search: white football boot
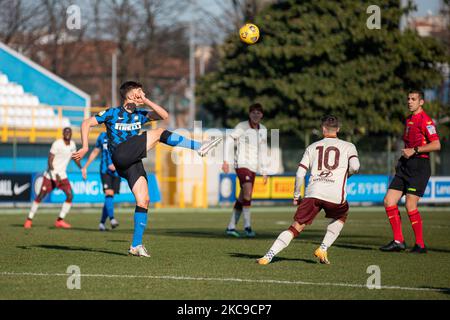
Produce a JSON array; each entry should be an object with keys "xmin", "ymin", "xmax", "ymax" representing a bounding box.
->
[
  {"xmin": 128, "ymin": 245, "xmax": 151, "ymax": 257},
  {"xmin": 197, "ymin": 137, "xmax": 223, "ymax": 157},
  {"xmin": 110, "ymin": 218, "xmax": 119, "ymax": 229}
]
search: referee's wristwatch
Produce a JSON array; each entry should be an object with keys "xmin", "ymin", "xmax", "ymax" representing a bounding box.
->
[{"xmin": 414, "ymin": 146, "xmax": 420, "ymax": 155}]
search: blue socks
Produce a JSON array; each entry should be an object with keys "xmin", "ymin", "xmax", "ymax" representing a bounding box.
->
[
  {"xmin": 100, "ymin": 195, "xmax": 114, "ymax": 224},
  {"xmin": 105, "ymin": 195, "xmax": 114, "ymax": 219},
  {"xmin": 100, "ymin": 205, "xmax": 108, "ymax": 224},
  {"xmin": 131, "ymin": 206, "xmax": 148, "ymax": 247},
  {"xmin": 160, "ymin": 130, "xmax": 201, "ymax": 150}
]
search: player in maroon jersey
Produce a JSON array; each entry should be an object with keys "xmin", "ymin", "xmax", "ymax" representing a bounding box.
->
[{"xmin": 380, "ymin": 90, "xmax": 441, "ymax": 253}]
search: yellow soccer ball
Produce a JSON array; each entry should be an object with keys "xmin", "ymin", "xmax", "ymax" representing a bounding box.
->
[{"xmin": 239, "ymin": 23, "xmax": 260, "ymax": 45}]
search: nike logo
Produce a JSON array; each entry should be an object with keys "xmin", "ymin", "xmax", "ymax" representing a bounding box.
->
[
  {"xmin": 118, "ymin": 117, "xmax": 124, "ymax": 120},
  {"xmin": 14, "ymin": 183, "xmax": 30, "ymax": 195}
]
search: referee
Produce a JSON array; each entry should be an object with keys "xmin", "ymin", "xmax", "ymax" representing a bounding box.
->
[{"xmin": 380, "ymin": 90, "xmax": 441, "ymax": 253}]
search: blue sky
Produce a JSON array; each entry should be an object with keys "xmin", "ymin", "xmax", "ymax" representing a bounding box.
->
[
  {"xmin": 413, "ymin": 0, "xmax": 442, "ymax": 16},
  {"xmin": 192, "ymin": 0, "xmax": 444, "ymax": 18}
]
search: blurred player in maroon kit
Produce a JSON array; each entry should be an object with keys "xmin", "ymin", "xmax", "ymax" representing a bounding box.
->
[
  {"xmin": 24, "ymin": 128, "xmax": 81, "ymax": 229},
  {"xmin": 380, "ymin": 90, "xmax": 441, "ymax": 253}
]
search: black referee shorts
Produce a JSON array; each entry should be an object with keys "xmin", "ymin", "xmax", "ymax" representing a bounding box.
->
[
  {"xmin": 111, "ymin": 133, "xmax": 148, "ymax": 190},
  {"xmin": 388, "ymin": 157, "xmax": 431, "ymax": 197},
  {"xmin": 101, "ymin": 173, "xmax": 121, "ymax": 194}
]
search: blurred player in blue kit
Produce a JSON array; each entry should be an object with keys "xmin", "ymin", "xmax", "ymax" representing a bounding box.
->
[{"xmin": 82, "ymin": 132, "xmax": 120, "ymax": 231}]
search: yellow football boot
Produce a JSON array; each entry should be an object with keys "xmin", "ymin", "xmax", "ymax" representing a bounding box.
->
[
  {"xmin": 314, "ymin": 248, "xmax": 330, "ymax": 264},
  {"xmin": 256, "ymin": 257, "xmax": 271, "ymax": 265}
]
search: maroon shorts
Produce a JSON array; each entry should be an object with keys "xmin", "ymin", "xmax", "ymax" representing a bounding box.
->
[
  {"xmin": 40, "ymin": 176, "xmax": 72, "ymax": 195},
  {"xmin": 294, "ymin": 198, "xmax": 349, "ymax": 225},
  {"xmin": 235, "ymin": 168, "xmax": 256, "ymax": 187}
]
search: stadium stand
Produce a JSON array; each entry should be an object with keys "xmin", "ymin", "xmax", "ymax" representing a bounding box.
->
[
  {"xmin": 0, "ymin": 41, "xmax": 90, "ymax": 128},
  {"xmin": 0, "ymin": 72, "xmax": 71, "ymax": 129}
]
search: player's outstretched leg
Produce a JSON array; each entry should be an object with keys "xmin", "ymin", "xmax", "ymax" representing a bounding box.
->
[
  {"xmin": 158, "ymin": 130, "xmax": 222, "ymax": 157},
  {"xmin": 257, "ymin": 225, "xmax": 302, "ymax": 265},
  {"xmin": 314, "ymin": 219, "xmax": 345, "ymax": 265}
]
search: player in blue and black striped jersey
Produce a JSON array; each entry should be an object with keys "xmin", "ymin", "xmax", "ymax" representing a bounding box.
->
[
  {"xmin": 73, "ymin": 81, "xmax": 221, "ymax": 257},
  {"xmin": 81, "ymin": 132, "xmax": 121, "ymax": 231}
]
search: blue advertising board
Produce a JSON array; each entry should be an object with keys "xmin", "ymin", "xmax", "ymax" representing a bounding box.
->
[
  {"xmin": 346, "ymin": 175, "xmax": 390, "ymax": 203},
  {"xmin": 218, "ymin": 174, "xmax": 450, "ymax": 204},
  {"xmin": 31, "ymin": 172, "xmax": 161, "ymax": 204}
]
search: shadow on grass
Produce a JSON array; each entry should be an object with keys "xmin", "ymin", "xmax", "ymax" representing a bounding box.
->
[
  {"xmin": 425, "ymin": 248, "xmax": 450, "ymax": 254},
  {"xmin": 331, "ymin": 243, "xmax": 375, "ymax": 251},
  {"xmin": 17, "ymin": 244, "xmax": 127, "ymax": 256},
  {"xmin": 431, "ymin": 287, "xmax": 450, "ymax": 295},
  {"xmin": 155, "ymin": 228, "xmax": 380, "ymax": 241},
  {"xmin": 228, "ymin": 252, "xmax": 317, "ymax": 264},
  {"xmin": 58, "ymin": 227, "xmax": 134, "ymax": 233}
]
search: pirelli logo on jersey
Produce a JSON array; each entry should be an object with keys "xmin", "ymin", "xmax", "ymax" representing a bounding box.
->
[{"xmin": 114, "ymin": 122, "xmax": 142, "ymax": 131}]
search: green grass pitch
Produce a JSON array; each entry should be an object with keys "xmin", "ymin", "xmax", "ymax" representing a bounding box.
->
[{"xmin": 0, "ymin": 206, "xmax": 449, "ymax": 300}]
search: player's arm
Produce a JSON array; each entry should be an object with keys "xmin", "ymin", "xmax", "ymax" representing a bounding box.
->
[
  {"xmin": 414, "ymin": 140, "xmax": 441, "ymax": 153},
  {"xmin": 258, "ymin": 127, "xmax": 269, "ymax": 184},
  {"xmin": 222, "ymin": 124, "xmax": 245, "ymax": 173},
  {"xmin": 72, "ymin": 116, "xmax": 99, "ymax": 161},
  {"xmin": 348, "ymin": 156, "xmax": 360, "ymax": 177},
  {"xmin": 347, "ymin": 144, "xmax": 360, "ymax": 177},
  {"xmin": 293, "ymin": 149, "xmax": 310, "ymax": 205},
  {"xmin": 81, "ymin": 147, "xmax": 100, "ymax": 180},
  {"xmin": 48, "ymin": 152, "xmax": 55, "ymax": 171},
  {"xmin": 104, "ymin": 148, "xmax": 116, "ymax": 172},
  {"xmin": 74, "ymin": 158, "xmax": 82, "ymax": 169},
  {"xmin": 133, "ymin": 89, "xmax": 169, "ymax": 121},
  {"xmin": 294, "ymin": 164, "xmax": 308, "ymax": 205},
  {"xmin": 402, "ymin": 140, "xmax": 441, "ymax": 159}
]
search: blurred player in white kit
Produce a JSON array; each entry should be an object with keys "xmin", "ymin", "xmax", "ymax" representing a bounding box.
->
[{"xmin": 24, "ymin": 127, "xmax": 81, "ymax": 229}]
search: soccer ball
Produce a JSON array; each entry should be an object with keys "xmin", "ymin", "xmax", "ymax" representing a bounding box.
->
[{"xmin": 239, "ymin": 23, "xmax": 260, "ymax": 45}]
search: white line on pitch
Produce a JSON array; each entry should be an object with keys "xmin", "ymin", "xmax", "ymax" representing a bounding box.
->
[{"xmin": 0, "ymin": 271, "xmax": 448, "ymax": 293}]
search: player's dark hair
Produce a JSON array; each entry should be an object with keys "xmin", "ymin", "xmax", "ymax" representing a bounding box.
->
[
  {"xmin": 408, "ymin": 89, "xmax": 425, "ymax": 100},
  {"xmin": 249, "ymin": 103, "xmax": 263, "ymax": 113},
  {"xmin": 321, "ymin": 115, "xmax": 339, "ymax": 129},
  {"xmin": 120, "ymin": 81, "xmax": 143, "ymax": 100},
  {"xmin": 63, "ymin": 127, "xmax": 72, "ymax": 132}
]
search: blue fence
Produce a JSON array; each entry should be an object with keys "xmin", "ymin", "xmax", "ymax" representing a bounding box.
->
[
  {"xmin": 218, "ymin": 174, "xmax": 450, "ymax": 204},
  {"xmin": 0, "ymin": 172, "xmax": 161, "ymax": 204},
  {"xmin": 0, "ymin": 157, "xmax": 99, "ymax": 174}
]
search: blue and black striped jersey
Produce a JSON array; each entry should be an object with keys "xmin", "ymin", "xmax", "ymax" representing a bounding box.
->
[
  {"xmin": 95, "ymin": 132, "xmax": 119, "ymax": 177},
  {"xmin": 95, "ymin": 106, "xmax": 151, "ymax": 155}
]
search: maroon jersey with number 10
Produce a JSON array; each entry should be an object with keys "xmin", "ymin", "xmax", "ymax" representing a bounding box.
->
[{"xmin": 403, "ymin": 110, "xmax": 439, "ymax": 159}]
